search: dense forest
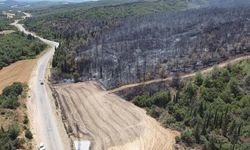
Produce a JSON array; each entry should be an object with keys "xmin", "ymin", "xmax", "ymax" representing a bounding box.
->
[
  {"xmin": 131, "ymin": 60, "xmax": 250, "ymax": 149},
  {"xmin": 0, "ymin": 83, "xmax": 33, "ymax": 149},
  {"xmin": 24, "ymin": 0, "xmax": 189, "ymax": 40},
  {"xmin": 0, "ymin": 32, "xmax": 46, "ymax": 69},
  {"xmin": 0, "ymin": 14, "xmax": 12, "ymax": 31}
]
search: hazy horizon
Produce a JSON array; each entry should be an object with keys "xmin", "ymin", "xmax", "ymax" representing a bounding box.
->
[{"xmin": 0, "ymin": 0, "xmax": 98, "ymax": 2}]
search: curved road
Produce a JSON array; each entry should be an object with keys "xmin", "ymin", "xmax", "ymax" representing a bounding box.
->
[{"xmin": 12, "ymin": 13, "xmax": 65, "ymax": 150}]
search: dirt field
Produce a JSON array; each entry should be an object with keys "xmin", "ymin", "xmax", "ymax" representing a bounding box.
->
[
  {"xmin": 0, "ymin": 59, "xmax": 37, "ymax": 93},
  {"xmin": 54, "ymin": 81, "xmax": 179, "ymax": 150}
]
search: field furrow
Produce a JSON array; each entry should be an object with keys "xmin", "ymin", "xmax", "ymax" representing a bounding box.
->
[{"xmin": 54, "ymin": 81, "xmax": 179, "ymax": 150}]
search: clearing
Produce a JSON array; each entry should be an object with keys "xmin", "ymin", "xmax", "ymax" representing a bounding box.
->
[
  {"xmin": 54, "ymin": 81, "xmax": 179, "ymax": 150},
  {"xmin": 0, "ymin": 59, "xmax": 37, "ymax": 93},
  {"xmin": 0, "ymin": 30, "xmax": 14, "ymax": 34}
]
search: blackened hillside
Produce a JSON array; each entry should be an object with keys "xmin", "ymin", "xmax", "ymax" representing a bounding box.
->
[
  {"xmin": 52, "ymin": 6, "xmax": 250, "ymax": 89},
  {"xmin": 24, "ymin": 0, "xmax": 250, "ymax": 89}
]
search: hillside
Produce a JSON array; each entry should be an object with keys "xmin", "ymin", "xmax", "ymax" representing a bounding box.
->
[
  {"xmin": 0, "ymin": 14, "xmax": 13, "ymax": 31},
  {"xmin": 126, "ymin": 59, "xmax": 250, "ymax": 149},
  {"xmin": 24, "ymin": 0, "xmax": 189, "ymax": 36},
  {"xmin": 22, "ymin": 0, "xmax": 202, "ymax": 85},
  {"xmin": 0, "ymin": 32, "xmax": 46, "ymax": 69},
  {"xmin": 0, "ymin": 12, "xmax": 53, "ymax": 149},
  {"xmin": 23, "ymin": 0, "xmax": 250, "ymax": 89},
  {"xmin": 18, "ymin": 0, "xmax": 250, "ymax": 149},
  {"xmin": 0, "ymin": 82, "xmax": 33, "ymax": 149}
]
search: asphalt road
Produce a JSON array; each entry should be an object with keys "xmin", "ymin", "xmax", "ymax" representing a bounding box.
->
[{"xmin": 12, "ymin": 13, "xmax": 65, "ymax": 150}]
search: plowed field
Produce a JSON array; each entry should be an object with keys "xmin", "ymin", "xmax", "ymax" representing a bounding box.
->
[{"xmin": 54, "ymin": 81, "xmax": 179, "ymax": 150}]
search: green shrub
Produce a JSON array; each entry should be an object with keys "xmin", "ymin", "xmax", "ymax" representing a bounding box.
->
[
  {"xmin": 8, "ymin": 123, "xmax": 19, "ymax": 140},
  {"xmin": 165, "ymin": 116, "xmax": 176, "ymax": 124},
  {"xmin": 133, "ymin": 94, "xmax": 151, "ymax": 107},
  {"xmin": 151, "ymin": 91, "xmax": 171, "ymax": 108},
  {"xmin": 2, "ymin": 82, "xmax": 23, "ymax": 97},
  {"xmin": 133, "ymin": 91, "xmax": 171, "ymax": 108},
  {"xmin": 181, "ymin": 129, "xmax": 194, "ymax": 146},
  {"xmin": 23, "ymin": 115, "xmax": 29, "ymax": 124},
  {"xmin": 0, "ymin": 82, "xmax": 24, "ymax": 109},
  {"xmin": 0, "ymin": 96, "xmax": 19, "ymax": 109},
  {"xmin": 25, "ymin": 129, "xmax": 33, "ymax": 139},
  {"xmin": 146, "ymin": 106, "xmax": 161, "ymax": 118},
  {"xmin": 194, "ymin": 72, "xmax": 204, "ymax": 86},
  {"xmin": 245, "ymin": 74, "xmax": 250, "ymax": 87},
  {"xmin": 175, "ymin": 136, "xmax": 181, "ymax": 143}
]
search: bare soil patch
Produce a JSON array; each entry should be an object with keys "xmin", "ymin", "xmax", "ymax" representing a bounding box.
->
[
  {"xmin": 0, "ymin": 59, "xmax": 37, "ymax": 93},
  {"xmin": 54, "ymin": 81, "xmax": 179, "ymax": 150},
  {"xmin": 0, "ymin": 30, "xmax": 14, "ymax": 34}
]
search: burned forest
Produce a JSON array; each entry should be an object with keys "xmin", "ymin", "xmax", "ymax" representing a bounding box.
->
[{"xmin": 46, "ymin": 5, "xmax": 250, "ymax": 89}]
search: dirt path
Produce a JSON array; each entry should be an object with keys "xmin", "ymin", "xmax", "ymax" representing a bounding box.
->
[
  {"xmin": 54, "ymin": 81, "xmax": 179, "ymax": 150},
  {"xmin": 0, "ymin": 30, "xmax": 15, "ymax": 34},
  {"xmin": 109, "ymin": 54, "xmax": 250, "ymax": 93}
]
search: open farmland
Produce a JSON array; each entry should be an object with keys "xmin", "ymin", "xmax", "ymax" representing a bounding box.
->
[{"xmin": 54, "ymin": 81, "xmax": 179, "ymax": 150}]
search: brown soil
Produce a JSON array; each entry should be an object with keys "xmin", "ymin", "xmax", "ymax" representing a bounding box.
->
[
  {"xmin": 54, "ymin": 81, "xmax": 179, "ymax": 150},
  {"xmin": 0, "ymin": 59, "xmax": 37, "ymax": 93}
]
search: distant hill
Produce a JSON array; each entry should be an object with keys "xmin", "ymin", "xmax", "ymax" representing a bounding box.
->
[
  {"xmin": 0, "ymin": 0, "xmax": 68, "ymax": 10},
  {"xmin": 0, "ymin": 0, "xmax": 27, "ymax": 7},
  {"xmin": 207, "ymin": 0, "xmax": 250, "ymax": 7}
]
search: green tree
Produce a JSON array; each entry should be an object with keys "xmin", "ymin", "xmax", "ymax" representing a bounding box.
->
[
  {"xmin": 194, "ymin": 72, "xmax": 204, "ymax": 86},
  {"xmin": 244, "ymin": 74, "xmax": 250, "ymax": 87},
  {"xmin": 227, "ymin": 78, "xmax": 242, "ymax": 98},
  {"xmin": 181, "ymin": 129, "xmax": 194, "ymax": 146},
  {"xmin": 194, "ymin": 123, "xmax": 201, "ymax": 143},
  {"xmin": 8, "ymin": 124, "xmax": 19, "ymax": 140},
  {"xmin": 228, "ymin": 120, "xmax": 236, "ymax": 136},
  {"xmin": 184, "ymin": 82, "xmax": 197, "ymax": 100},
  {"xmin": 2, "ymin": 82, "xmax": 23, "ymax": 97},
  {"xmin": 25, "ymin": 129, "xmax": 33, "ymax": 139},
  {"xmin": 151, "ymin": 91, "xmax": 171, "ymax": 108},
  {"xmin": 27, "ymin": 34, "xmax": 33, "ymax": 40},
  {"xmin": 222, "ymin": 108, "xmax": 230, "ymax": 137}
]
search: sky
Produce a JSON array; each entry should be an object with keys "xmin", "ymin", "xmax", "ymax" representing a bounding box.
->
[{"xmin": 0, "ymin": 0, "xmax": 97, "ymax": 2}]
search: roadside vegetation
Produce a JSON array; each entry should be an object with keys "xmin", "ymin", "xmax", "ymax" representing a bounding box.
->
[
  {"xmin": 0, "ymin": 11, "xmax": 46, "ymax": 149},
  {"xmin": 0, "ymin": 32, "xmax": 46, "ymax": 69},
  {"xmin": 132, "ymin": 60, "xmax": 250, "ymax": 149},
  {"xmin": 0, "ymin": 82, "xmax": 33, "ymax": 149}
]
